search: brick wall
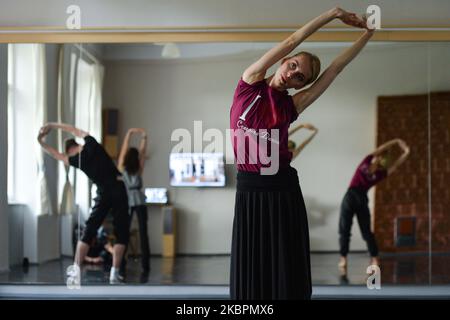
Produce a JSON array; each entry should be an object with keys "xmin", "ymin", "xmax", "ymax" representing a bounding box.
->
[
  {"xmin": 375, "ymin": 92, "xmax": 450, "ymax": 253},
  {"xmin": 430, "ymin": 92, "xmax": 450, "ymax": 251}
]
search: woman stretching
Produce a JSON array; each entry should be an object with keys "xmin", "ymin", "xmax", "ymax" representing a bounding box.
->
[
  {"xmin": 118, "ymin": 128, "xmax": 150, "ymax": 273},
  {"xmin": 230, "ymin": 7, "xmax": 374, "ymax": 299},
  {"xmin": 118, "ymin": 128, "xmax": 151, "ymax": 274},
  {"xmin": 338, "ymin": 139, "xmax": 410, "ymax": 271},
  {"xmin": 288, "ymin": 123, "xmax": 318, "ymax": 160}
]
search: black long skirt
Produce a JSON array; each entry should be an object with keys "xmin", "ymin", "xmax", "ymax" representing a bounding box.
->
[{"xmin": 230, "ymin": 166, "xmax": 312, "ymax": 300}]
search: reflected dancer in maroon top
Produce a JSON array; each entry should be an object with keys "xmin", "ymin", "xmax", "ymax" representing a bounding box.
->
[{"xmin": 338, "ymin": 139, "xmax": 410, "ymax": 273}]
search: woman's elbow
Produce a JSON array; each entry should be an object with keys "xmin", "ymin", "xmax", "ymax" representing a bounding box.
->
[{"xmin": 283, "ymin": 36, "xmax": 298, "ymax": 52}]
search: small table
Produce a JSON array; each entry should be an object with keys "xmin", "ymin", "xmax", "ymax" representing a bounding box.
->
[
  {"xmin": 161, "ymin": 205, "xmax": 176, "ymax": 257},
  {"xmin": 146, "ymin": 203, "xmax": 177, "ymax": 257}
]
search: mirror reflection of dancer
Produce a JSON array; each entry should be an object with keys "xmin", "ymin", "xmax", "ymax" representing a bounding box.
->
[
  {"xmin": 118, "ymin": 128, "xmax": 151, "ymax": 274},
  {"xmin": 338, "ymin": 139, "xmax": 410, "ymax": 272},
  {"xmin": 230, "ymin": 7, "xmax": 374, "ymax": 300},
  {"xmin": 288, "ymin": 123, "xmax": 318, "ymax": 160},
  {"xmin": 37, "ymin": 122, "xmax": 130, "ymax": 284}
]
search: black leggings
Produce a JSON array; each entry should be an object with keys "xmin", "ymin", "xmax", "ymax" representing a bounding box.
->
[
  {"xmin": 130, "ymin": 205, "xmax": 150, "ymax": 270},
  {"xmin": 339, "ymin": 188, "xmax": 379, "ymax": 257},
  {"xmin": 82, "ymin": 182, "xmax": 130, "ymax": 246}
]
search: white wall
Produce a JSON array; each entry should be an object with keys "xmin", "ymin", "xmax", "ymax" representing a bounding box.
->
[
  {"xmin": 103, "ymin": 42, "xmax": 450, "ymax": 253},
  {"xmin": 0, "ymin": 44, "xmax": 9, "ymax": 271},
  {"xmin": 0, "ymin": 0, "xmax": 449, "ymax": 27}
]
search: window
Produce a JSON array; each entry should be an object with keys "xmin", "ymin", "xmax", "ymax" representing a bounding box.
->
[{"xmin": 7, "ymin": 44, "xmax": 48, "ymax": 214}]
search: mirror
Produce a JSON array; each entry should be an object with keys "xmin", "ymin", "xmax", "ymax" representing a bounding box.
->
[{"xmin": 1, "ymin": 41, "xmax": 449, "ymax": 292}]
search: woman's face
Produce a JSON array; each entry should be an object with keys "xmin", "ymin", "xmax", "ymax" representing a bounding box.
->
[
  {"xmin": 275, "ymin": 55, "xmax": 312, "ymax": 90},
  {"xmin": 66, "ymin": 145, "xmax": 81, "ymax": 157}
]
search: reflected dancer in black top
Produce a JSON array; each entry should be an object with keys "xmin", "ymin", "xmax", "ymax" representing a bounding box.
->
[{"xmin": 38, "ymin": 122, "xmax": 129, "ymax": 284}]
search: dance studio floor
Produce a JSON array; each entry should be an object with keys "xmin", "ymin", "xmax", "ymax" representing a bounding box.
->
[
  {"xmin": 1, "ymin": 253, "xmax": 449, "ymax": 299},
  {"xmin": 2, "ymin": 252, "xmax": 450, "ymax": 285}
]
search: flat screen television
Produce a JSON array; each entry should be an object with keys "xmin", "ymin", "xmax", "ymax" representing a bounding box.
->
[
  {"xmin": 169, "ymin": 153, "xmax": 225, "ymax": 187},
  {"xmin": 144, "ymin": 188, "xmax": 169, "ymax": 204}
]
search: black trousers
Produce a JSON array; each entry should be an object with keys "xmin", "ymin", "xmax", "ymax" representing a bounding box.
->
[
  {"xmin": 82, "ymin": 182, "xmax": 130, "ymax": 246},
  {"xmin": 130, "ymin": 205, "xmax": 151, "ymax": 271},
  {"xmin": 231, "ymin": 166, "xmax": 312, "ymax": 300},
  {"xmin": 339, "ymin": 188, "xmax": 379, "ymax": 257}
]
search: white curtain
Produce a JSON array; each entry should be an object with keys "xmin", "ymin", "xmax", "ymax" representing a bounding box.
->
[
  {"xmin": 90, "ymin": 64, "xmax": 104, "ymax": 141},
  {"xmin": 34, "ymin": 45, "xmax": 52, "ymax": 216},
  {"xmin": 58, "ymin": 44, "xmax": 104, "ymax": 220},
  {"xmin": 8, "ymin": 44, "xmax": 51, "ymax": 216},
  {"xmin": 7, "ymin": 45, "xmax": 15, "ymax": 201},
  {"xmin": 57, "ymin": 45, "xmax": 77, "ymax": 216}
]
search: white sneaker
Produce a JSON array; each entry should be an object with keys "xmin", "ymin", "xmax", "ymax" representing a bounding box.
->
[
  {"xmin": 66, "ymin": 264, "xmax": 80, "ymax": 277},
  {"xmin": 109, "ymin": 269, "xmax": 124, "ymax": 284},
  {"xmin": 66, "ymin": 264, "xmax": 81, "ymax": 289}
]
